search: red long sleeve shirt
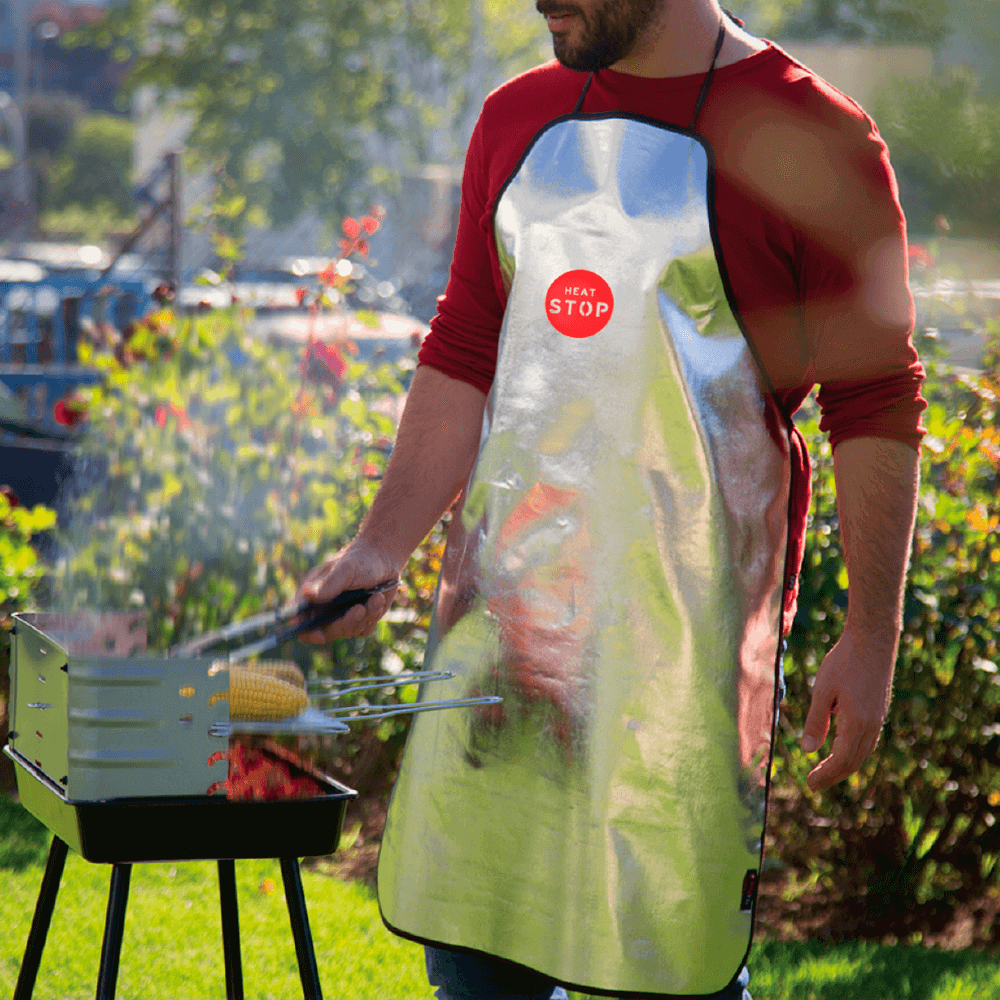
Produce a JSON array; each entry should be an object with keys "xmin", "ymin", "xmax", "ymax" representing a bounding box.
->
[{"xmin": 418, "ymin": 42, "xmax": 926, "ymax": 630}]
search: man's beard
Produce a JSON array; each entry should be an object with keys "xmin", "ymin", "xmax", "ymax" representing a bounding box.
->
[{"xmin": 536, "ymin": 0, "xmax": 663, "ymax": 72}]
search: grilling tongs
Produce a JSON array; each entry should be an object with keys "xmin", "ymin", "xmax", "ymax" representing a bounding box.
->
[
  {"xmin": 169, "ymin": 579, "xmax": 401, "ymax": 662},
  {"xmin": 168, "ymin": 580, "xmax": 501, "ymax": 736}
]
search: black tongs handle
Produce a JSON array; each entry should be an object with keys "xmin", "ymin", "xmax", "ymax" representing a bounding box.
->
[
  {"xmin": 169, "ymin": 579, "xmax": 399, "ymax": 660},
  {"xmin": 288, "ymin": 583, "xmax": 397, "ymax": 637}
]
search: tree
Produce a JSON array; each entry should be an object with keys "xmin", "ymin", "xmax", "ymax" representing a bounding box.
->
[{"xmin": 79, "ymin": 0, "xmax": 549, "ymax": 235}]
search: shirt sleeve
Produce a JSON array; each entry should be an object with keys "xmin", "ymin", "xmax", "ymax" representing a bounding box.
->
[
  {"xmin": 417, "ymin": 114, "xmax": 505, "ymax": 395},
  {"xmin": 795, "ymin": 110, "xmax": 926, "ymax": 449}
]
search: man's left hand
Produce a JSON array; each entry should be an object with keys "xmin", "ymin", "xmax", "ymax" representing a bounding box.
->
[{"xmin": 800, "ymin": 627, "xmax": 896, "ymax": 792}]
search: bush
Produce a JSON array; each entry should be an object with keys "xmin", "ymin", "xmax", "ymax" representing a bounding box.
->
[
  {"xmin": 767, "ymin": 306, "xmax": 1000, "ymax": 943},
  {"xmin": 0, "ymin": 493, "xmax": 57, "ymax": 794},
  {"xmin": 57, "ymin": 241, "xmax": 437, "ymax": 795}
]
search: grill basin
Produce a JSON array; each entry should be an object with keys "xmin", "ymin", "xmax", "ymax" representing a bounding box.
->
[
  {"xmin": 6, "ymin": 746, "xmax": 355, "ymax": 863},
  {"xmin": 7, "ymin": 611, "xmax": 356, "ymax": 862}
]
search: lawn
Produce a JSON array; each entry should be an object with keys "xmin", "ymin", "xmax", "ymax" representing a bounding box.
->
[{"xmin": 4, "ymin": 797, "xmax": 1000, "ymax": 1000}]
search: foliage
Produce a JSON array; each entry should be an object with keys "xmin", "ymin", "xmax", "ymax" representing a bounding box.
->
[
  {"xmin": 26, "ymin": 104, "xmax": 136, "ymax": 235},
  {"xmin": 775, "ymin": 0, "xmax": 949, "ymax": 44},
  {"xmin": 47, "ymin": 113, "xmax": 134, "ymax": 216},
  {"xmin": 730, "ymin": 0, "xmax": 950, "ymax": 45},
  {"xmin": 0, "ymin": 496, "xmax": 56, "ymax": 614},
  {"xmin": 57, "ymin": 219, "xmax": 439, "ymax": 783},
  {"xmin": 72, "ymin": 0, "xmax": 548, "ymax": 233},
  {"xmin": 871, "ymin": 70, "xmax": 1000, "ymax": 239},
  {"xmin": 37, "ymin": 202, "xmax": 138, "ymax": 241},
  {"xmin": 27, "ymin": 94, "xmax": 86, "ymax": 160},
  {"xmin": 768, "ymin": 285, "xmax": 1000, "ymax": 943},
  {"xmin": 0, "ymin": 493, "xmax": 57, "ymax": 793}
]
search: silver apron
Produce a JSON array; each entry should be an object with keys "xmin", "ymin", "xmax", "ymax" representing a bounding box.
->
[{"xmin": 378, "ymin": 111, "xmax": 793, "ymax": 997}]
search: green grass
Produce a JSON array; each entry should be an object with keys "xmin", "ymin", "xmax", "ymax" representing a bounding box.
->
[
  {"xmin": 566, "ymin": 941, "xmax": 1000, "ymax": 1000},
  {"xmin": 5, "ymin": 798, "xmax": 1000, "ymax": 999},
  {"xmin": 1, "ymin": 798, "xmax": 430, "ymax": 999}
]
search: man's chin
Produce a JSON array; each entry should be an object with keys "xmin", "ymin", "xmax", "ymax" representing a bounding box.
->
[
  {"xmin": 553, "ymin": 48, "xmax": 613, "ymax": 72},
  {"xmin": 552, "ymin": 41, "xmax": 597, "ymax": 71}
]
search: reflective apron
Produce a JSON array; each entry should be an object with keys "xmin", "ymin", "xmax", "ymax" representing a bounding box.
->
[{"xmin": 379, "ymin": 60, "xmax": 794, "ymax": 998}]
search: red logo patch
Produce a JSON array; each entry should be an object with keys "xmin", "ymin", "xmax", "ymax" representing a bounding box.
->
[{"xmin": 545, "ymin": 269, "xmax": 614, "ymax": 339}]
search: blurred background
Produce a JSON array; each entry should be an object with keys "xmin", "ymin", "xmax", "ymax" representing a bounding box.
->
[
  {"xmin": 0, "ymin": 0, "xmax": 994, "ymax": 368},
  {"xmin": 1, "ymin": 0, "xmax": 1000, "ymax": 976},
  {"xmin": 0, "ymin": 0, "xmax": 996, "ymax": 296}
]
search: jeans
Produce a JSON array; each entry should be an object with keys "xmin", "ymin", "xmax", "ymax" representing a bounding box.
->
[
  {"xmin": 426, "ymin": 946, "xmax": 752, "ymax": 1000},
  {"xmin": 425, "ymin": 657, "xmax": 785, "ymax": 1000}
]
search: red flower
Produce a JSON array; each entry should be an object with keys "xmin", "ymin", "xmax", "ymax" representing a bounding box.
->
[
  {"xmin": 168, "ymin": 402, "xmax": 191, "ymax": 430},
  {"xmin": 362, "ymin": 460, "xmax": 380, "ymax": 477},
  {"xmin": 341, "ymin": 217, "xmax": 361, "ymax": 238},
  {"xmin": 301, "ymin": 337, "xmax": 348, "ymax": 389},
  {"xmin": 356, "ymin": 238, "xmax": 369, "ymax": 258},
  {"xmin": 317, "ymin": 265, "xmax": 337, "ymax": 287},
  {"xmin": 361, "ymin": 215, "xmax": 380, "ymax": 234},
  {"xmin": 908, "ymin": 244, "xmax": 935, "ymax": 269},
  {"xmin": 155, "ymin": 403, "xmax": 190, "ymax": 430},
  {"xmin": 53, "ymin": 394, "xmax": 88, "ymax": 427},
  {"xmin": 152, "ymin": 283, "xmax": 175, "ymax": 305},
  {"xmin": 295, "ymin": 286, "xmax": 310, "ymax": 306}
]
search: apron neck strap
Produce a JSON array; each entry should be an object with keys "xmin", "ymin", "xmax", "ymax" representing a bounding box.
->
[
  {"xmin": 689, "ymin": 18, "xmax": 727, "ymax": 130},
  {"xmin": 573, "ymin": 13, "xmax": 733, "ymax": 125},
  {"xmin": 573, "ymin": 73, "xmax": 594, "ymax": 114}
]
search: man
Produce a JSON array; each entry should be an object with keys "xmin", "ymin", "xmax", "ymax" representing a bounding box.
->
[{"xmin": 299, "ymin": 1, "xmax": 924, "ymax": 996}]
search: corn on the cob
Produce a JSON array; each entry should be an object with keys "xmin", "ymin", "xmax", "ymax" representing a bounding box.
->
[
  {"xmin": 208, "ymin": 661, "xmax": 308, "ymax": 720},
  {"xmin": 242, "ymin": 660, "xmax": 305, "ymax": 690}
]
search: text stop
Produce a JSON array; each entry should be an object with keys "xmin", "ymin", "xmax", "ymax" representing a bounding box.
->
[{"xmin": 545, "ymin": 269, "xmax": 615, "ymax": 338}]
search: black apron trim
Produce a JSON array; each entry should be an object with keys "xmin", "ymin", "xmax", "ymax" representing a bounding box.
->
[
  {"xmin": 573, "ymin": 72, "xmax": 594, "ymax": 113},
  {"xmin": 378, "ymin": 901, "xmax": 751, "ymax": 1000}
]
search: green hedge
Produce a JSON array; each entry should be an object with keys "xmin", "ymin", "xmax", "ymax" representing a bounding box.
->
[{"xmin": 769, "ymin": 315, "xmax": 1000, "ymax": 942}]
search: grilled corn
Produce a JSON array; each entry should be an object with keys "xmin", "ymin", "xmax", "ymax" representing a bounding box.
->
[{"xmin": 209, "ymin": 660, "xmax": 308, "ymax": 720}]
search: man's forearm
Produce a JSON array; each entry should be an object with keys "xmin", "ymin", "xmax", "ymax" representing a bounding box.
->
[
  {"xmin": 833, "ymin": 435, "xmax": 920, "ymax": 646},
  {"xmin": 798, "ymin": 436, "xmax": 920, "ymax": 783},
  {"xmin": 357, "ymin": 364, "xmax": 487, "ymax": 567}
]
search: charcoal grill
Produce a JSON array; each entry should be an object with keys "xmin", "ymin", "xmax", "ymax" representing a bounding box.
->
[{"xmin": 6, "ymin": 607, "xmax": 500, "ymax": 999}]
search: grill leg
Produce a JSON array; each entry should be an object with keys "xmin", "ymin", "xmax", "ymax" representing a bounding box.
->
[
  {"xmin": 95, "ymin": 862, "xmax": 132, "ymax": 1000},
  {"xmin": 217, "ymin": 859, "xmax": 244, "ymax": 1000},
  {"xmin": 14, "ymin": 835, "xmax": 69, "ymax": 1000},
  {"xmin": 279, "ymin": 857, "xmax": 323, "ymax": 1000}
]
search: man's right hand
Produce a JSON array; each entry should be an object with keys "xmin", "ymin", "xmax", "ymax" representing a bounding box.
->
[
  {"xmin": 294, "ymin": 365, "xmax": 487, "ymax": 647},
  {"xmin": 296, "ymin": 542, "xmax": 401, "ymax": 643}
]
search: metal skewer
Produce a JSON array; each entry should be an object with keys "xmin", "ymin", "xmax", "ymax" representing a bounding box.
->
[
  {"xmin": 308, "ymin": 670, "xmax": 454, "ymax": 697},
  {"xmin": 207, "ymin": 695, "xmax": 503, "ymax": 737}
]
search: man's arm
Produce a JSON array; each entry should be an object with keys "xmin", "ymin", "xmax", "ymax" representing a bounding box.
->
[
  {"xmin": 800, "ymin": 435, "xmax": 920, "ymax": 792},
  {"xmin": 297, "ymin": 364, "xmax": 487, "ymax": 641}
]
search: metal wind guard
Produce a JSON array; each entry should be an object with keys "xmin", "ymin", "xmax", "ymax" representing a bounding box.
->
[
  {"xmin": 379, "ymin": 117, "xmax": 792, "ymax": 996},
  {"xmin": 10, "ymin": 612, "xmax": 229, "ymax": 800}
]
